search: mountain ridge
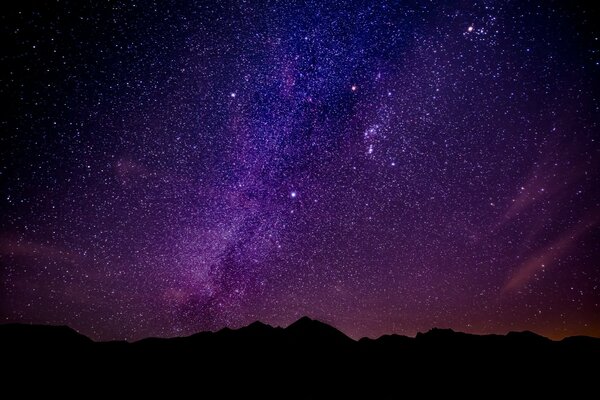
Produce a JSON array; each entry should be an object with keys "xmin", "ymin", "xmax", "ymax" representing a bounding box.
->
[
  {"xmin": 1, "ymin": 317, "xmax": 599, "ymax": 396},
  {"xmin": 0, "ymin": 316, "xmax": 597, "ymax": 344}
]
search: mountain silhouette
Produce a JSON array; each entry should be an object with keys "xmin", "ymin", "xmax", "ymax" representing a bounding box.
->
[{"xmin": 1, "ymin": 317, "xmax": 598, "ymax": 397}]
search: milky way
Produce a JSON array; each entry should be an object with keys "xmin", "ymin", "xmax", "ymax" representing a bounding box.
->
[{"xmin": 1, "ymin": 1, "xmax": 599, "ymax": 341}]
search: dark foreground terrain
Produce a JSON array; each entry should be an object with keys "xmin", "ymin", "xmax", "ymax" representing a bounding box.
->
[{"xmin": 2, "ymin": 317, "xmax": 599, "ymax": 397}]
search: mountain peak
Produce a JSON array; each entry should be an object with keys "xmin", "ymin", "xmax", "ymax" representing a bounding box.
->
[
  {"xmin": 241, "ymin": 321, "xmax": 274, "ymax": 333},
  {"xmin": 506, "ymin": 330, "xmax": 551, "ymax": 342},
  {"xmin": 246, "ymin": 321, "xmax": 272, "ymax": 329},
  {"xmin": 287, "ymin": 316, "xmax": 336, "ymax": 331},
  {"xmin": 285, "ymin": 316, "xmax": 353, "ymax": 344},
  {"xmin": 415, "ymin": 328, "xmax": 474, "ymax": 342},
  {"xmin": 288, "ymin": 316, "xmax": 316, "ymax": 327}
]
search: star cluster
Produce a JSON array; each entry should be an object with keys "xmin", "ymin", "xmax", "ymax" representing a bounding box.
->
[{"xmin": 1, "ymin": 0, "xmax": 599, "ymax": 340}]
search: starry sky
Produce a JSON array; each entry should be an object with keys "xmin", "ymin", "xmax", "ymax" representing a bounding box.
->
[{"xmin": 1, "ymin": 0, "xmax": 599, "ymax": 341}]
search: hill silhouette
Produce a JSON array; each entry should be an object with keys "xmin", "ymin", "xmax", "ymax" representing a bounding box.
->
[{"xmin": 1, "ymin": 317, "xmax": 599, "ymax": 397}]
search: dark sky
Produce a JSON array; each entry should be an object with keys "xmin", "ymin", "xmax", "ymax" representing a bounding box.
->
[{"xmin": 1, "ymin": 0, "xmax": 599, "ymax": 341}]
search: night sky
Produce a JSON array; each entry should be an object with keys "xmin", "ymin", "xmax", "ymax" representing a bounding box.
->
[{"xmin": 1, "ymin": 0, "xmax": 599, "ymax": 341}]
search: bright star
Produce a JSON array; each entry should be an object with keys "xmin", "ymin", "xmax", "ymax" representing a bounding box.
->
[{"xmin": 290, "ymin": 191, "xmax": 297, "ymax": 198}]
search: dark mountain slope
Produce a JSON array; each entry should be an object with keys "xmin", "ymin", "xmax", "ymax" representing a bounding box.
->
[{"xmin": 1, "ymin": 318, "xmax": 598, "ymax": 397}]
